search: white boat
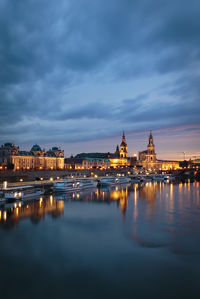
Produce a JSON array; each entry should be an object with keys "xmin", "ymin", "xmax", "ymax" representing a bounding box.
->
[
  {"xmin": 2, "ymin": 185, "xmax": 44, "ymax": 201},
  {"xmin": 117, "ymin": 176, "xmax": 131, "ymax": 184},
  {"xmin": 99, "ymin": 177, "xmax": 117, "ymax": 186},
  {"xmin": 78, "ymin": 179, "xmax": 98, "ymax": 189},
  {"xmin": 99, "ymin": 176, "xmax": 131, "ymax": 186},
  {"xmin": 53, "ymin": 179, "xmax": 98, "ymax": 193},
  {"xmin": 52, "ymin": 180, "xmax": 82, "ymax": 192}
]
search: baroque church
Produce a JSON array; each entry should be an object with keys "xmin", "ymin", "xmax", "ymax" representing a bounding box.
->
[
  {"xmin": 109, "ymin": 132, "xmax": 129, "ymax": 168},
  {"xmin": 138, "ymin": 131, "xmax": 179, "ymax": 171},
  {"xmin": 138, "ymin": 131, "xmax": 161, "ymax": 171}
]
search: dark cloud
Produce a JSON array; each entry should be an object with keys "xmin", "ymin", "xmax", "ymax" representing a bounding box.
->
[{"xmin": 0, "ymin": 0, "xmax": 200, "ymax": 147}]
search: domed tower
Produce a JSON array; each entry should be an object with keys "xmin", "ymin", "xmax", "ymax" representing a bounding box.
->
[
  {"xmin": 31, "ymin": 144, "xmax": 43, "ymax": 156},
  {"xmin": 120, "ymin": 131, "xmax": 128, "ymax": 159},
  {"xmin": 146, "ymin": 131, "xmax": 156, "ymax": 163}
]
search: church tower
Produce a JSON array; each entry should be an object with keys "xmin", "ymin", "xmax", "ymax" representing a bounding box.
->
[
  {"xmin": 120, "ymin": 131, "xmax": 128, "ymax": 159},
  {"xmin": 146, "ymin": 131, "xmax": 156, "ymax": 163},
  {"xmin": 115, "ymin": 145, "xmax": 120, "ymax": 158}
]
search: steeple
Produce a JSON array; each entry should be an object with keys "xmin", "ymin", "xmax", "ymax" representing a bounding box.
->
[
  {"xmin": 116, "ymin": 144, "xmax": 119, "ymax": 152},
  {"xmin": 148, "ymin": 130, "xmax": 154, "ymax": 146},
  {"xmin": 147, "ymin": 131, "xmax": 156, "ymax": 162},
  {"xmin": 122, "ymin": 131, "xmax": 126, "ymax": 143},
  {"xmin": 120, "ymin": 131, "xmax": 128, "ymax": 159},
  {"xmin": 115, "ymin": 144, "xmax": 120, "ymax": 158}
]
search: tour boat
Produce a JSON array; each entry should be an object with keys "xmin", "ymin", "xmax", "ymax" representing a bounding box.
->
[
  {"xmin": 53, "ymin": 179, "xmax": 98, "ymax": 193},
  {"xmin": 99, "ymin": 176, "xmax": 131, "ymax": 186},
  {"xmin": 117, "ymin": 176, "xmax": 131, "ymax": 184},
  {"xmin": 152, "ymin": 175, "xmax": 174, "ymax": 182},
  {"xmin": 2, "ymin": 185, "xmax": 44, "ymax": 201},
  {"xmin": 78, "ymin": 179, "xmax": 98, "ymax": 189},
  {"xmin": 52, "ymin": 180, "xmax": 82, "ymax": 192}
]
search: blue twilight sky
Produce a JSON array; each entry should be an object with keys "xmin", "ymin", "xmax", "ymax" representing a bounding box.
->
[{"xmin": 0, "ymin": 0, "xmax": 200, "ymax": 160}]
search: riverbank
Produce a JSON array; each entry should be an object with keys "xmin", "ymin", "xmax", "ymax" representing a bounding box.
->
[{"xmin": 0, "ymin": 167, "xmax": 199, "ymax": 184}]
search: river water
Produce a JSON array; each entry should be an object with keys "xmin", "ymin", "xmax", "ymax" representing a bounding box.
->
[{"xmin": 0, "ymin": 182, "xmax": 200, "ymax": 299}]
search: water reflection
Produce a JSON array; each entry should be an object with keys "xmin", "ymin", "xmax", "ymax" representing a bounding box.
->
[
  {"xmin": 1, "ymin": 182, "xmax": 200, "ymax": 255},
  {"xmin": 0, "ymin": 196, "xmax": 64, "ymax": 229},
  {"xmin": 0, "ymin": 182, "xmax": 200, "ymax": 299}
]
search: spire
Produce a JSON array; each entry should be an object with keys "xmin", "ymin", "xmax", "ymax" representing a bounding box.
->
[
  {"xmin": 122, "ymin": 131, "xmax": 126, "ymax": 143},
  {"xmin": 148, "ymin": 130, "xmax": 153, "ymax": 145},
  {"xmin": 115, "ymin": 144, "xmax": 120, "ymax": 157}
]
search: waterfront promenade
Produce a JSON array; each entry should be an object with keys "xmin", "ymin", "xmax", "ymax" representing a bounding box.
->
[{"xmin": 0, "ymin": 167, "xmax": 199, "ymax": 186}]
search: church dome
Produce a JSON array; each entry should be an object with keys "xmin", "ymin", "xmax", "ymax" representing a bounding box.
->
[{"xmin": 31, "ymin": 144, "xmax": 42, "ymax": 152}]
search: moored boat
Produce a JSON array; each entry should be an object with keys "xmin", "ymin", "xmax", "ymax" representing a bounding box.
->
[
  {"xmin": 99, "ymin": 176, "xmax": 131, "ymax": 186},
  {"xmin": 117, "ymin": 176, "xmax": 131, "ymax": 184},
  {"xmin": 53, "ymin": 179, "xmax": 98, "ymax": 193},
  {"xmin": 78, "ymin": 179, "xmax": 98, "ymax": 189},
  {"xmin": 2, "ymin": 185, "xmax": 44, "ymax": 201},
  {"xmin": 52, "ymin": 180, "xmax": 81, "ymax": 192},
  {"xmin": 99, "ymin": 177, "xmax": 118, "ymax": 186}
]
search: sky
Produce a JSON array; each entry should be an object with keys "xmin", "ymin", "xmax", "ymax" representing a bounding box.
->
[{"xmin": 0, "ymin": 0, "xmax": 200, "ymax": 160}]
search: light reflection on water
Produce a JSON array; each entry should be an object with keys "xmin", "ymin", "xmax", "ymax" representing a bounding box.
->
[{"xmin": 0, "ymin": 182, "xmax": 200, "ymax": 299}]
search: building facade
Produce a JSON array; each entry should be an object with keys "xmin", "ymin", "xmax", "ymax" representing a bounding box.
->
[
  {"xmin": 65, "ymin": 157, "xmax": 110, "ymax": 170},
  {"xmin": 138, "ymin": 132, "xmax": 179, "ymax": 171},
  {"xmin": 138, "ymin": 131, "xmax": 161, "ymax": 171},
  {"xmin": 109, "ymin": 132, "xmax": 129, "ymax": 168},
  {"xmin": 160, "ymin": 160, "xmax": 180, "ymax": 170},
  {"xmin": 0, "ymin": 143, "xmax": 64, "ymax": 170}
]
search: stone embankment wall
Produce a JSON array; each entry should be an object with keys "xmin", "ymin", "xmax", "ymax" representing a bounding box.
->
[{"xmin": 0, "ymin": 169, "xmax": 128, "ymax": 183}]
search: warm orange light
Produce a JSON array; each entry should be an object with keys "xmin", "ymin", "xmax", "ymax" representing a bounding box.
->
[{"xmin": 3, "ymin": 211, "xmax": 7, "ymax": 221}]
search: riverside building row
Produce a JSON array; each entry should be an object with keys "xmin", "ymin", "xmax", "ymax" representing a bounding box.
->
[
  {"xmin": 0, "ymin": 132, "xmax": 180, "ymax": 171},
  {"xmin": 65, "ymin": 132, "xmax": 180, "ymax": 171},
  {"xmin": 0, "ymin": 143, "xmax": 64, "ymax": 170}
]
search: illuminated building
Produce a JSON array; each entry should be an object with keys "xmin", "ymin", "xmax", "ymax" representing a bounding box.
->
[
  {"xmin": 138, "ymin": 132, "xmax": 179, "ymax": 171},
  {"xmin": 161, "ymin": 160, "xmax": 180, "ymax": 170},
  {"xmin": 109, "ymin": 132, "xmax": 129, "ymax": 168},
  {"xmin": 138, "ymin": 131, "xmax": 161, "ymax": 171},
  {"xmin": 0, "ymin": 142, "xmax": 64, "ymax": 170},
  {"xmin": 65, "ymin": 157, "xmax": 110, "ymax": 169}
]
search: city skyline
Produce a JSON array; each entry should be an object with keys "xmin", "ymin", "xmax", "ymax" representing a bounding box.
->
[
  {"xmin": 1, "ymin": 127, "xmax": 199, "ymax": 161},
  {"xmin": 0, "ymin": 0, "xmax": 200, "ymax": 160}
]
